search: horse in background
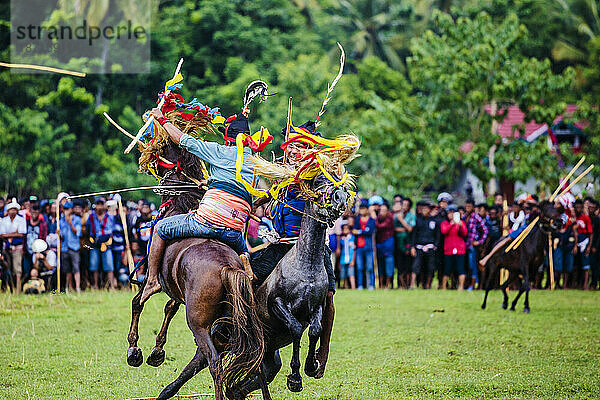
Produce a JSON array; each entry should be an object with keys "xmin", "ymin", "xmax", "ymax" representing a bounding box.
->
[{"xmin": 481, "ymin": 201, "xmax": 562, "ymax": 313}]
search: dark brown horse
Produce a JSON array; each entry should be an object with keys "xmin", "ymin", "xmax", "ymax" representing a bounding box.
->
[
  {"xmin": 481, "ymin": 201, "xmax": 562, "ymax": 313},
  {"xmin": 126, "ymin": 140, "xmax": 264, "ymax": 400}
]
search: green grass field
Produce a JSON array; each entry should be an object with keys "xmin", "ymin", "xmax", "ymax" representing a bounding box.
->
[{"xmin": 1, "ymin": 289, "xmax": 599, "ymax": 399}]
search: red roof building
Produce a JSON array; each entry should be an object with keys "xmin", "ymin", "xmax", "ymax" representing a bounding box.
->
[{"xmin": 484, "ymin": 104, "xmax": 587, "ymax": 150}]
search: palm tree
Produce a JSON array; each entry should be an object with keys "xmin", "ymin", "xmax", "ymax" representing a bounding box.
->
[
  {"xmin": 552, "ymin": 0, "xmax": 600, "ymax": 63},
  {"xmin": 331, "ymin": 0, "xmax": 415, "ymax": 71}
]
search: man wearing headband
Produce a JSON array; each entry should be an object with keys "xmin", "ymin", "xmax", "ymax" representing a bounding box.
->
[{"xmin": 250, "ymin": 120, "xmax": 337, "ymax": 379}]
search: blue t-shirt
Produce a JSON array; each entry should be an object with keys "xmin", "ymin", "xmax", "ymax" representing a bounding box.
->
[
  {"xmin": 340, "ymin": 234, "xmax": 355, "ymax": 264},
  {"xmin": 179, "ymin": 133, "xmax": 255, "ymax": 205},
  {"xmin": 272, "ymin": 188, "xmax": 306, "ymax": 237},
  {"xmin": 59, "ymin": 215, "xmax": 82, "ymax": 252},
  {"xmin": 86, "ymin": 211, "xmax": 115, "ymax": 239}
]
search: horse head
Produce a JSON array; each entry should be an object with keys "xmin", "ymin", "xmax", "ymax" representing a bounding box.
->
[
  {"xmin": 153, "ymin": 140, "xmax": 207, "ymax": 215},
  {"xmin": 538, "ymin": 200, "xmax": 563, "ymax": 234},
  {"xmin": 307, "ymin": 172, "xmax": 352, "ymax": 227}
]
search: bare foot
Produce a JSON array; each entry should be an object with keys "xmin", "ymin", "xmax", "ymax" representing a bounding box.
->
[
  {"xmin": 314, "ymin": 346, "xmax": 329, "ymax": 379},
  {"xmin": 240, "ymin": 253, "xmax": 257, "ymax": 281},
  {"xmin": 140, "ymin": 280, "xmax": 161, "ymax": 304}
]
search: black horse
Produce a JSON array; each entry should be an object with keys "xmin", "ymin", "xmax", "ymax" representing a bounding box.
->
[
  {"xmin": 227, "ymin": 173, "xmax": 350, "ymax": 399},
  {"xmin": 481, "ymin": 201, "xmax": 562, "ymax": 313}
]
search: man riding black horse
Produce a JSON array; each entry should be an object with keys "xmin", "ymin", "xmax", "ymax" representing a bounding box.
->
[{"xmin": 251, "ymin": 121, "xmax": 337, "ymax": 379}]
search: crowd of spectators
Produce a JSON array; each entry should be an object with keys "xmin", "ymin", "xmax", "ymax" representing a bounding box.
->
[
  {"xmin": 318, "ymin": 192, "xmax": 600, "ymax": 291},
  {"xmin": 1, "ymin": 189, "xmax": 599, "ymax": 294},
  {"xmin": 0, "ymin": 194, "xmax": 155, "ymax": 294}
]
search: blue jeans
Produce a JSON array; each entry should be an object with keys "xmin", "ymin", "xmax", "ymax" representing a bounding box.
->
[
  {"xmin": 377, "ymin": 237, "xmax": 395, "ymax": 278},
  {"xmin": 356, "ymin": 247, "xmax": 374, "ymax": 289},
  {"xmin": 155, "ymin": 213, "xmax": 248, "ymax": 254},
  {"xmin": 467, "ymin": 247, "xmax": 479, "ymax": 280},
  {"xmin": 552, "ymin": 247, "xmax": 564, "ymax": 272},
  {"xmin": 89, "ymin": 248, "xmax": 114, "ymax": 272}
]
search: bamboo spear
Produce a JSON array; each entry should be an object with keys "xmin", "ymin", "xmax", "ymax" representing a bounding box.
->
[
  {"xmin": 548, "ymin": 235, "xmax": 554, "ymax": 290},
  {"xmin": 549, "ymin": 156, "xmax": 585, "ymax": 202},
  {"xmin": 117, "ymin": 198, "xmax": 135, "ymax": 292},
  {"xmin": 124, "ymin": 58, "xmax": 184, "ymax": 154},
  {"xmin": 56, "ymin": 197, "xmax": 61, "ymax": 292}
]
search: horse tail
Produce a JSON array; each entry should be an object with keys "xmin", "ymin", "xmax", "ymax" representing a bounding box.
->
[{"xmin": 217, "ymin": 266, "xmax": 264, "ymax": 393}]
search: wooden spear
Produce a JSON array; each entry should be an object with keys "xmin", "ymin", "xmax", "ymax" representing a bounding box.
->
[
  {"xmin": 124, "ymin": 58, "xmax": 184, "ymax": 154},
  {"xmin": 55, "ymin": 197, "xmax": 61, "ymax": 292},
  {"xmin": 117, "ymin": 198, "xmax": 135, "ymax": 291}
]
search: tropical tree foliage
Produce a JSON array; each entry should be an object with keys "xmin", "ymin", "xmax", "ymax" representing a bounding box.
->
[{"xmin": 0, "ymin": 0, "xmax": 595, "ymax": 199}]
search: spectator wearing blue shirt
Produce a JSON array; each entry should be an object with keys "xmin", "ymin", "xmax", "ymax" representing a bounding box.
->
[
  {"xmin": 339, "ymin": 223, "xmax": 356, "ymax": 289},
  {"xmin": 85, "ymin": 197, "xmax": 116, "ymax": 289},
  {"xmin": 353, "ymin": 199, "xmax": 376, "ymax": 290},
  {"xmin": 59, "ymin": 201, "xmax": 82, "ymax": 292}
]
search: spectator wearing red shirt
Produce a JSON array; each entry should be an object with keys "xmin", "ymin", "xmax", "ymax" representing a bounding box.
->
[
  {"xmin": 375, "ymin": 202, "xmax": 395, "ymax": 289},
  {"xmin": 440, "ymin": 205, "xmax": 468, "ymax": 290},
  {"xmin": 574, "ymin": 199, "xmax": 594, "ymax": 290}
]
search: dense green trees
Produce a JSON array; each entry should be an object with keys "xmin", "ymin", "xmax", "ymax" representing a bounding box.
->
[{"xmin": 0, "ymin": 0, "xmax": 595, "ymax": 199}]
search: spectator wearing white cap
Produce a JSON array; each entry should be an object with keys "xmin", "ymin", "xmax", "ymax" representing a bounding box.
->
[
  {"xmin": 32, "ymin": 237, "xmax": 57, "ymax": 291},
  {"xmin": 0, "ymin": 198, "xmax": 27, "ymax": 293}
]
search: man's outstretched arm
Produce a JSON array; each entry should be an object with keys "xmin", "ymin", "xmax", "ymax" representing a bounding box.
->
[{"xmin": 150, "ymin": 107, "xmax": 184, "ymax": 144}]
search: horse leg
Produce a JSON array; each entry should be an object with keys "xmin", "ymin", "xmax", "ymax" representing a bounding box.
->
[
  {"xmin": 226, "ymin": 349, "xmax": 282, "ymax": 400},
  {"xmin": 481, "ymin": 261, "xmax": 498, "ymax": 310},
  {"xmin": 510, "ymin": 276, "xmax": 526, "ymax": 311},
  {"xmin": 156, "ymin": 346, "xmax": 208, "ymax": 400},
  {"xmin": 271, "ymin": 297, "xmax": 303, "ymax": 392},
  {"xmin": 126, "ymin": 286, "xmax": 144, "ymax": 367},
  {"xmin": 500, "ymin": 273, "xmax": 511, "ymax": 310},
  {"xmin": 523, "ymin": 275, "xmax": 531, "ymax": 313},
  {"xmin": 304, "ymin": 305, "xmax": 323, "ymax": 378},
  {"xmin": 258, "ymin": 365, "xmax": 274, "ymax": 400},
  {"xmin": 203, "ymin": 329, "xmax": 224, "ymax": 400},
  {"xmin": 147, "ymin": 299, "xmax": 181, "ymax": 367}
]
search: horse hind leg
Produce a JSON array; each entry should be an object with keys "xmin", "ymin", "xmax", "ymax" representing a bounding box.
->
[
  {"xmin": 147, "ymin": 299, "xmax": 181, "ymax": 367},
  {"xmin": 304, "ymin": 305, "xmax": 323, "ymax": 378},
  {"xmin": 510, "ymin": 276, "xmax": 527, "ymax": 311},
  {"xmin": 523, "ymin": 277, "xmax": 531, "ymax": 313},
  {"xmin": 156, "ymin": 346, "xmax": 208, "ymax": 400},
  {"xmin": 500, "ymin": 273, "xmax": 512, "ymax": 310},
  {"xmin": 481, "ymin": 261, "xmax": 499, "ymax": 310},
  {"xmin": 271, "ymin": 297, "xmax": 304, "ymax": 392},
  {"xmin": 226, "ymin": 350, "xmax": 282, "ymax": 400},
  {"xmin": 127, "ymin": 286, "xmax": 144, "ymax": 367}
]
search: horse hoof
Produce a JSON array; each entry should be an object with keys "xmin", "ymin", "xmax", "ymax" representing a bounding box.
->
[
  {"xmin": 304, "ymin": 359, "xmax": 320, "ymax": 378},
  {"xmin": 510, "ymin": 307, "xmax": 515, "ymax": 311},
  {"xmin": 127, "ymin": 346, "xmax": 143, "ymax": 367},
  {"xmin": 286, "ymin": 374, "xmax": 303, "ymax": 392},
  {"xmin": 481, "ymin": 304, "xmax": 486, "ymax": 310},
  {"xmin": 502, "ymin": 303, "xmax": 508, "ymax": 310},
  {"xmin": 147, "ymin": 347, "xmax": 166, "ymax": 367},
  {"xmin": 523, "ymin": 308, "xmax": 530, "ymax": 314}
]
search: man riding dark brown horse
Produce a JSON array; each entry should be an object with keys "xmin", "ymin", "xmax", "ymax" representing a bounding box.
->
[{"xmin": 139, "ymin": 96, "xmax": 268, "ymax": 304}]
